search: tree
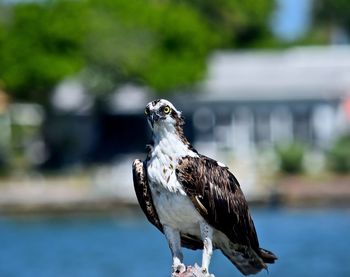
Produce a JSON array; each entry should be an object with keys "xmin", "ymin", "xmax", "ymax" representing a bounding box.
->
[
  {"xmin": 81, "ymin": 0, "xmax": 220, "ymax": 95},
  {"xmin": 312, "ymin": 0, "xmax": 350, "ymax": 41},
  {"xmin": 184, "ymin": 0, "xmax": 275, "ymax": 47},
  {"xmin": 0, "ymin": 1, "xmax": 86, "ymax": 104},
  {"xmin": 0, "ymin": 0, "xmax": 276, "ymax": 103}
]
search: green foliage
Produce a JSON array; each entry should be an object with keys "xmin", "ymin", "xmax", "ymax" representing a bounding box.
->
[
  {"xmin": 310, "ymin": 0, "xmax": 350, "ymax": 42},
  {"xmin": 275, "ymin": 142, "xmax": 305, "ymax": 174},
  {"xmin": 82, "ymin": 0, "xmax": 219, "ymax": 94},
  {"xmin": 327, "ymin": 135, "xmax": 350, "ymax": 174},
  {"xmin": 185, "ymin": 0, "xmax": 275, "ymax": 48},
  {"xmin": 313, "ymin": 0, "xmax": 350, "ymax": 32},
  {"xmin": 0, "ymin": 0, "xmax": 275, "ymax": 102},
  {"xmin": 0, "ymin": 1, "xmax": 86, "ymax": 103}
]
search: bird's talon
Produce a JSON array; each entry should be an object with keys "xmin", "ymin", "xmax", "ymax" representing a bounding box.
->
[
  {"xmin": 172, "ymin": 263, "xmax": 186, "ymax": 274},
  {"xmin": 201, "ymin": 268, "xmax": 215, "ymax": 277}
]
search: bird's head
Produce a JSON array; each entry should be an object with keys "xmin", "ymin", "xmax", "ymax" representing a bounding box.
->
[{"xmin": 144, "ymin": 99, "xmax": 184, "ymax": 131}]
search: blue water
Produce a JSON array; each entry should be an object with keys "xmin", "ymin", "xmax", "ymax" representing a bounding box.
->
[{"xmin": 0, "ymin": 208, "xmax": 350, "ymax": 277}]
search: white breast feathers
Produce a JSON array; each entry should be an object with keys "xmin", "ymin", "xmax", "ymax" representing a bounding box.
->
[{"xmin": 147, "ymin": 127, "xmax": 197, "ymax": 194}]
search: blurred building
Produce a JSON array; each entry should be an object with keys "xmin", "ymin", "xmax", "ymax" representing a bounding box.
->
[
  {"xmin": 40, "ymin": 46, "xmax": 350, "ymax": 171},
  {"xmin": 175, "ymin": 46, "xmax": 350, "ymax": 158},
  {"xmin": 35, "ymin": 45, "xmax": 350, "ymax": 198}
]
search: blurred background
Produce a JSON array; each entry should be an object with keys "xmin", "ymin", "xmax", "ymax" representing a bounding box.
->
[{"xmin": 0, "ymin": 0, "xmax": 350, "ymax": 276}]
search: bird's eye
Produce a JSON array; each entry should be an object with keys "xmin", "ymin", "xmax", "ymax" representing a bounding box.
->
[{"xmin": 163, "ymin": 106, "xmax": 171, "ymax": 114}]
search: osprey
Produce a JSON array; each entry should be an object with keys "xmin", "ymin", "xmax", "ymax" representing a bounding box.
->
[{"xmin": 132, "ymin": 99, "xmax": 277, "ymax": 276}]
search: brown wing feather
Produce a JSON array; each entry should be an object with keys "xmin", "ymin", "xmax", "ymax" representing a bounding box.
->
[
  {"xmin": 132, "ymin": 159, "xmax": 162, "ymax": 231},
  {"xmin": 175, "ymin": 155, "xmax": 277, "ymax": 270},
  {"xmin": 176, "ymin": 156, "xmax": 259, "ymax": 249},
  {"xmin": 132, "ymin": 159, "xmax": 202, "ymax": 250}
]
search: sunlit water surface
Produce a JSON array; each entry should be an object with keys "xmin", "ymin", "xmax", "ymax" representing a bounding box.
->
[{"xmin": 0, "ymin": 208, "xmax": 349, "ymax": 277}]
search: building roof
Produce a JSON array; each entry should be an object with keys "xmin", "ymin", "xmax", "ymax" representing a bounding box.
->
[{"xmin": 197, "ymin": 46, "xmax": 350, "ymax": 102}]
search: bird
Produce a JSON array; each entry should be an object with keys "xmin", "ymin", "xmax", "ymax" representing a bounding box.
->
[{"xmin": 132, "ymin": 99, "xmax": 277, "ymax": 276}]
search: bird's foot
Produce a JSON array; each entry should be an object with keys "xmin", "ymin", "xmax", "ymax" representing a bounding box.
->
[
  {"xmin": 197, "ymin": 264, "xmax": 215, "ymax": 277},
  {"xmin": 171, "ymin": 263, "xmax": 186, "ymax": 276},
  {"xmin": 171, "ymin": 263, "xmax": 215, "ymax": 277},
  {"xmin": 203, "ymin": 270, "xmax": 215, "ymax": 277}
]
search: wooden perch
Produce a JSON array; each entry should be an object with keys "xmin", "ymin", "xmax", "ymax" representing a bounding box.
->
[{"xmin": 172, "ymin": 264, "xmax": 215, "ymax": 277}]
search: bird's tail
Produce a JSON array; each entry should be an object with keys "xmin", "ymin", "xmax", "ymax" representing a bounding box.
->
[
  {"xmin": 259, "ymin": 247, "xmax": 277, "ymax": 264},
  {"xmin": 221, "ymin": 244, "xmax": 277, "ymax": 276}
]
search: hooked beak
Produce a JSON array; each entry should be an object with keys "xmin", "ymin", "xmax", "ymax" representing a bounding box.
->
[{"xmin": 148, "ymin": 112, "xmax": 160, "ymax": 128}]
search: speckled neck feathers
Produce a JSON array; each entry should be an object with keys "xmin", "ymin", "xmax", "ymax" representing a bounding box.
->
[
  {"xmin": 152, "ymin": 124, "xmax": 196, "ymax": 160},
  {"xmin": 147, "ymin": 120, "xmax": 197, "ymax": 194}
]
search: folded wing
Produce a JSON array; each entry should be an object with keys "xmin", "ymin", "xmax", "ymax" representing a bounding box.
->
[
  {"xmin": 176, "ymin": 155, "xmax": 277, "ymax": 275},
  {"xmin": 132, "ymin": 159, "xmax": 203, "ymax": 250}
]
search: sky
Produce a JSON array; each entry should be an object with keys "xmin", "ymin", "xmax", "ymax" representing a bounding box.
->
[{"xmin": 272, "ymin": 0, "xmax": 313, "ymax": 41}]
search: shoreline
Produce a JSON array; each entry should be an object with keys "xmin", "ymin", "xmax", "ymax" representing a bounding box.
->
[
  {"xmin": 1, "ymin": 175, "xmax": 350, "ymax": 216},
  {"xmin": 1, "ymin": 195, "xmax": 349, "ymax": 217}
]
